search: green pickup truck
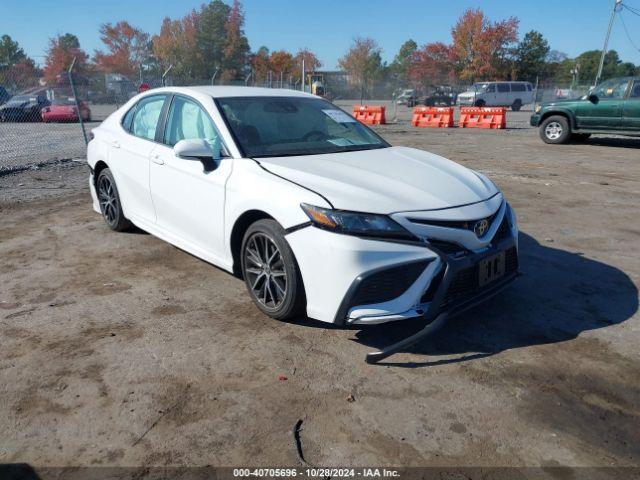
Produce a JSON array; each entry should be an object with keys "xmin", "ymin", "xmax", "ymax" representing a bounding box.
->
[{"xmin": 531, "ymin": 76, "xmax": 640, "ymax": 144}]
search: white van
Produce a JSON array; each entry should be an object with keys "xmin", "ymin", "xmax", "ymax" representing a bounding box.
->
[{"xmin": 457, "ymin": 81, "xmax": 534, "ymax": 110}]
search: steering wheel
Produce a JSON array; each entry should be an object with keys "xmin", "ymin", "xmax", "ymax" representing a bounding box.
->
[{"xmin": 302, "ymin": 130, "xmax": 327, "ymax": 141}]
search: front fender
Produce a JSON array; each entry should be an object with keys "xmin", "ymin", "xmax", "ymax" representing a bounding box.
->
[
  {"xmin": 224, "ymin": 158, "xmax": 330, "ymax": 254},
  {"xmin": 540, "ymin": 108, "xmax": 577, "ymax": 130}
]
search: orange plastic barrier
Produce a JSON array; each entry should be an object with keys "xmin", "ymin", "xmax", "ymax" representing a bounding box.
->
[
  {"xmin": 352, "ymin": 105, "xmax": 386, "ymax": 125},
  {"xmin": 458, "ymin": 107, "xmax": 507, "ymax": 129},
  {"xmin": 411, "ymin": 107, "xmax": 454, "ymax": 128}
]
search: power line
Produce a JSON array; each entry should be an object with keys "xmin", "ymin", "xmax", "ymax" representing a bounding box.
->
[
  {"xmin": 622, "ymin": 2, "xmax": 640, "ymax": 16},
  {"xmin": 619, "ymin": 10, "xmax": 640, "ymax": 53}
]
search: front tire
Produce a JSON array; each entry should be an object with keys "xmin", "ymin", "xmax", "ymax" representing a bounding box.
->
[
  {"xmin": 96, "ymin": 168, "xmax": 132, "ymax": 231},
  {"xmin": 474, "ymin": 99, "xmax": 486, "ymax": 107},
  {"xmin": 511, "ymin": 99, "xmax": 522, "ymax": 111},
  {"xmin": 241, "ymin": 219, "xmax": 306, "ymax": 320},
  {"xmin": 540, "ymin": 115, "xmax": 570, "ymax": 144}
]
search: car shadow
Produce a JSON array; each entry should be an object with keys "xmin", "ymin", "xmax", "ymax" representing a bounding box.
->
[
  {"xmin": 584, "ymin": 136, "xmax": 640, "ymax": 148},
  {"xmin": 352, "ymin": 232, "xmax": 638, "ymax": 367}
]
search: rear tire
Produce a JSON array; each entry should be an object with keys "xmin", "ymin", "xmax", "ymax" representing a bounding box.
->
[
  {"xmin": 96, "ymin": 168, "xmax": 133, "ymax": 231},
  {"xmin": 511, "ymin": 99, "xmax": 522, "ymax": 111},
  {"xmin": 241, "ymin": 219, "xmax": 306, "ymax": 320},
  {"xmin": 540, "ymin": 115, "xmax": 571, "ymax": 144}
]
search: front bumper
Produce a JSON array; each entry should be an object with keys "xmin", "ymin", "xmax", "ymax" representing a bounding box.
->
[
  {"xmin": 530, "ymin": 113, "xmax": 541, "ymax": 127},
  {"xmin": 285, "ymin": 201, "xmax": 519, "ymax": 326},
  {"xmin": 457, "ymin": 96, "xmax": 476, "ymax": 106}
]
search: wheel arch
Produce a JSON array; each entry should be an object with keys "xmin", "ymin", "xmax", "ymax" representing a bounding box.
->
[
  {"xmin": 93, "ymin": 160, "xmax": 109, "ymax": 187},
  {"xmin": 230, "ymin": 209, "xmax": 276, "ymax": 277},
  {"xmin": 540, "ymin": 109, "xmax": 576, "ymax": 130}
]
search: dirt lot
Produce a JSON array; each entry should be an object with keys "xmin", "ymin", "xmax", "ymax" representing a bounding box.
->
[{"xmin": 1, "ymin": 124, "xmax": 639, "ymax": 471}]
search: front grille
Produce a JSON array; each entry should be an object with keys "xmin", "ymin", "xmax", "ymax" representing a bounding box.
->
[
  {"xmin": 350, "ymin": 260, "xmax": 429, "ymax": 306},
  {"xmin": 492, "ymin": 215, "xmax": 511, "ymax": 242},
  {"xmin": 440, "ymin": 246, "xmax": 518, "ymax": 308},
  {"xmin": 408, "ymin": 209, "xmax": 499, "ymax": 231},
  {"xmin": 427, "ymin": 239, "xmax": 469, "ymax": 256}
]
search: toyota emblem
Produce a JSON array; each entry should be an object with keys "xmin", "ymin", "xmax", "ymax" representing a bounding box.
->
[{"xmin": 473, "ymin": 219, "xmax": 489, "ymax": 238}]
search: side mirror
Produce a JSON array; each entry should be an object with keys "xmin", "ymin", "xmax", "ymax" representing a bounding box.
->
[
  {"xmin": 588, "ymin": 94, "xmax": 599, "ymax": 104},
  {"xmin": 174, "ymin": 138, "xmax": 221, "ymax": 172}
]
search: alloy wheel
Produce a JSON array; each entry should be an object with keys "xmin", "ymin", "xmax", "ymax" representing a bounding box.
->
[
  {"xmin": 545, "ymin": 121, "xmax": 563, "ymax": 140},
  {"xmin": 97, "ymin": 175, "xmax": 119, "ymax": 226},
  {"xmin": 244, "ymin": 233, "xmax": 288, "ymax": 310}
]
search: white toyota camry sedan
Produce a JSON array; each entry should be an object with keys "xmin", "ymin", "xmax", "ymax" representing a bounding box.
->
[{"xmin": 87, "ymin": 86, "xmax": 518, "ymax": 358}]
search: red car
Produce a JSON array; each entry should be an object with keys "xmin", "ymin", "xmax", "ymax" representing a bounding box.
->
[{"xmin": 41, "ymin": 98, "xmax": 91, "ymax": 122}]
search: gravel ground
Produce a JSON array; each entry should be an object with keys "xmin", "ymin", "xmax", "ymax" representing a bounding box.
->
[{"xmin": 1, "ymin": 122, "xmax": 639, "ymax": 473}]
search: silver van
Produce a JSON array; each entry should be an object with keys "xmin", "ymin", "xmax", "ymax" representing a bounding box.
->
[{"xmin": 457, "ymin": 81, "xmax": 534, "ymax": 110}]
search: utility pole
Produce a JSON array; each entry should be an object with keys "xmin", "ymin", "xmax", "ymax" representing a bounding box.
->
[{"xmin": 595, "ymin": 0, "xmax": 623, "ymax": 86}]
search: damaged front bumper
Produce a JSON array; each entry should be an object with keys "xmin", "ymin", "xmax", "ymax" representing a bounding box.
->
[{"xmin": 365, "ymin": 234, "xmax": 519, "ymax": 364}]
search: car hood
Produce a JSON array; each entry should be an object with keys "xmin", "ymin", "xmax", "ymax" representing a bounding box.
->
[
  {"xmin": 543, "ymin": 98, "xmax": 584, "ymax": 106},
  {"xmin": 1, "ymin": 101, "xmax": 34, "ymax": 109},
  {"xmin": 257, "ymin": 146, "xmax": 499, "ymax": 213}
]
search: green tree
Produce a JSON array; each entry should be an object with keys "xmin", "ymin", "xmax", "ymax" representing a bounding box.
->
[
  {"xmin": 389, "ymin": 39, "xmax": 417, "ymax": 86},
  {"xmin": 515, "ymin": 30, "xmax": 549, "ymax": 82},
  {"xmin": 0, "ymin": 35, "xmax": 27, "ymax": 69},
  {"xmin": 197, "ymin": 0, "xmax": 232, "ymax": 78}
]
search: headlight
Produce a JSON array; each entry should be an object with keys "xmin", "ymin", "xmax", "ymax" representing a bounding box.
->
[
  {"xmin": 535, "ymin": 105, "xmax": 542, "ymax": 113},
  {"xmin": 301, "ymin": 204, "xmax": 417, "ymax": 241}
]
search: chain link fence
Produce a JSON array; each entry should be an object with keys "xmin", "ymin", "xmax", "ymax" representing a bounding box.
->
[{"xmin": 1, "ymin": 68, "xmax": 585, "ymax": 173}]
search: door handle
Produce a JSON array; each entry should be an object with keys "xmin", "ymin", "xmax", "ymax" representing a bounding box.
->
[
  {"xmin": 150, "ymin": 154, "xmax": 164, "ymax": 165},
  {"xmin": 111, "ymin": 140, "xmax": 120, "ymax": 148}
]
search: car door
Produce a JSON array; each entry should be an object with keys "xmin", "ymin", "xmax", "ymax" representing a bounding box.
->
[
  {"xmin": 622, "ymin": 79, "xmax": 640, "ymax": 131},
  {"xmin": 496, "ymin": 83, "xmax": 511, "ymax": 106},
  {"xmin": 149, "ymin": 94, "xmax": 232, "ymax": 257},
  {"xmin": 108, "ymin": 94, "xmax": 167, "ymax": 223},
  {"xmin": 483, "ymin": 83, "xmax": 497, "ymax": 105},
  {"xmin": 576, "ymin": 78, "xmax": 629, "ymax": 130}
]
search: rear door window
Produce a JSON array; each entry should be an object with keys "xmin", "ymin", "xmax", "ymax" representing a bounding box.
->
[
  {"xmin": 511, "ymin": 83, "xmax": 526, "ymax": 92},
  {"xmin": 497, "ymin": 83, "xmax": 510, "ymax": 93},
  {"xmin": 130, "ymin": 95, "xmax": 166, "ymax": 141}
]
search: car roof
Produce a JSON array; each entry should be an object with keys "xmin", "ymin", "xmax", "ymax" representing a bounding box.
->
[{"xmin": 146, "ymin": 85, "xmax": 317, "ymax": 99}]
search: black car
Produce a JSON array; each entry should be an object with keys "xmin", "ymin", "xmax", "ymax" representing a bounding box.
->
[
  {"xmin": 423, "ymin": 86, "xmax": 460, "ymax": 107},
  {"xmin": 0, "ymin": 94, "xmax": 50, "ymax": 122},
  {"xmin": 0, "ymin": 86, "xmax": 11, "ymax": 105}
]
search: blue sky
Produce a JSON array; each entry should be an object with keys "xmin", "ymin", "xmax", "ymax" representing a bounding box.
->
[{"xmin": 4, "ymin": 0, "xmax": 640, "ymax": 68}]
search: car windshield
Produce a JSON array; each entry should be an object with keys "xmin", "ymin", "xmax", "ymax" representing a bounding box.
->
[
  {"xmin": 216, "ymin": 96, "xmax": 389, "ymax": 158},
  {"xmin": 590, "ymin": 78, "xmax": 631, "ymax": 99},
  {"xmin": 472, "ymin": 83, "xmax": 489, "ymax": 92}
]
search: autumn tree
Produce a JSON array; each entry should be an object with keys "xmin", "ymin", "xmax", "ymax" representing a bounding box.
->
[
  {"xmin": 250, "ymin": 46, "xmax": 270, "ymax": 82},
  {"xmin": 269, "ymin": 50, "xmax": 294, "ymax": 84},
  {"xmin": 389, "ymin": 39, "xmax": 417, "ymax": 86},
  {"xmin": 408, "ymin": 42, "xmax": 455, "ymax": 90},
  {"xmin": 94, "ymin": 21, "xmax": 152, "ymax": 79},
  {"xmin": 220, "ymin": 0, "xmax": 250, "ymax": 81},
  {"xmin": 43, "ymin": 33, "xmax": 90, "ymax": 84},
  {"xmin": 338, "ymin": 37, "xmax": 383, "ymax": 99},
  {"xmin": 153, "ymin": 11, "xmax": 200, "ymax": 78},
  {"xmin": 450, "ymin": 8, "xmax": 519, "ymax": 82}
]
